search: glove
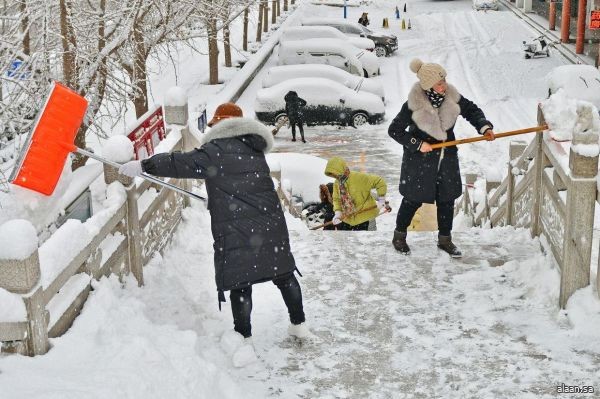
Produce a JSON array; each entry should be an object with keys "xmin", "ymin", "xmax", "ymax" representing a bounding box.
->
[
  {"xmin": 370, "ymin": 188, "xmax": 379, "ymax": 200},
  {"xmin": 377, "ymin": 198, "xmax": 386, "ymax": 209},
  {"xmin": 118, "ymin": 160, "xmax": 143, "ymax": 177},
  {"xmin": 332, "ymin": 211, "xmax": 343, "ymax": 225}
]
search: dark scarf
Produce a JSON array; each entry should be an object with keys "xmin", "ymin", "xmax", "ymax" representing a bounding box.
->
[{"xmin": 425, "ymin": 88, "xmax": 446, "ymax": 108}]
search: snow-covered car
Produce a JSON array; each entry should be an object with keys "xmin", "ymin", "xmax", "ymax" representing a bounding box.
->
[
  {"xmin": 546, "ymin": 65, "xmax": 600, "ymax": 111},
  {"xmin": 301, "ymin": 18, "xmax": 397, "ymax": 57},
  {"xmin": 280, "ymin": 26, "xmax": 375, "ymax": 52},
  {"xmin": 254, "ymin": 77, "xmax": 385, "ymax": 127},
  {"xmin": 262, "ymin": 65, "xmax": 385, "ymax": 102},
  {"xmin": 473, "ymin": 0, "xmax": 499, "ymax": 10},
  {"xmin": 278, "ymin": 38, "xmax": 380, "ymax": 77}
]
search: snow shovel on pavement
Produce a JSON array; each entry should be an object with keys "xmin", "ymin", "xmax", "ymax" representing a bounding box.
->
[
  {"xmin": 429, "ymin": 125, "xmax": 548, "ymax": 149},
  {"xmin": 310, "ymin": 203, "xmax": 392, "ymax": 230},
  {"xmin": 9, "ymin": 81, "xmax": 205, "ymax": 202}
]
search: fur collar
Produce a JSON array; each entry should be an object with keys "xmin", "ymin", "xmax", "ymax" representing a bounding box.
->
[
  {"xmin": 407, "ymin": 83, "xmax": 461, "ymax": 141},
  {"xmin": 200, "ymin": 117, "xmax": 274, "ymax": 153}
]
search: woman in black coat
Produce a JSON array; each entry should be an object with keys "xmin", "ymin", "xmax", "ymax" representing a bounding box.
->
[
  {"xmin": 388, "ymin": 59, "xmax": 495, "ymax": 257},
  {"xmin": 284, "ymin": 90, "xmax": 307, "ymax": 143},
  {"xmin": 118, "ymin": 103, "xmax": 308, "ymax": 341}
]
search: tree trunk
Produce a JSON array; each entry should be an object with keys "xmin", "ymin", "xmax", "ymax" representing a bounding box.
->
[
  {"xmin": 224, "ymin": 22, "xmax": 232, "ymax": 67},
  {"xmin": 59, "ymin": 0, "xmax": 77, "ymax": 87},
  {"xmin": 277, "ymin": 0, "xmax": 281, "ymax": 17},
  {"xmin": 243, "ymin": 8, "xmax": 248, "ymax": 51},
  {"xmin": 19, "ymin": 0, "xmax": 30, "ymax": 56},
  {"xmin": 256, "ymin": 3, "xmax": 263, "ymax": 42},
  {"xmin": 272, "ymin": 0, "xmax": 276, "ymax": 24},
  {"xmin": 208, "ymin": 17, "xmax": 219, "ymax": 85},
  {"xmin": 284, "ymin": 0, "xmax": 288, "ymax": 12},
  {"xmin": 263, "ymin": 0, "xmax": 268, "ymax": 32}
]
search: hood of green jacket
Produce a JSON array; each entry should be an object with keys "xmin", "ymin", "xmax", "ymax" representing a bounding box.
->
[{"xmin": 324, "ymin": 157, "xmax": 347, "ymax": 178}]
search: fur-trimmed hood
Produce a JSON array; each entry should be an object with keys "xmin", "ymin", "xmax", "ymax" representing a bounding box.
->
[
  {"xmin": 407, "ymin": 83, "xmax": 461, "ymax": 141},
  {"xmin": 200, "ymin": 117, "xmax": 274, "ymax": 153}
]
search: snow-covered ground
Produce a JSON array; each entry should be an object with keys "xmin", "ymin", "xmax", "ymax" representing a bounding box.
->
[{"xmin": 1, "ymin": 1, "xmax": 600, "ymax": 398}]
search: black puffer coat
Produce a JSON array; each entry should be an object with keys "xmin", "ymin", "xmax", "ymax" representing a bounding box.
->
[
  {"xmin": 388, "ymin": 83, "xmax": 492, "ymax": 204},
  {"xmin": 141, "ymin": 118, "xmax": 297, "ymax": 305},
  {"xmin": 284, "ymin": 91, "xmax": 307, "ymax": 124}
]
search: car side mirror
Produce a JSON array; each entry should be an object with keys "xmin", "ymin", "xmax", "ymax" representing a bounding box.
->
[{"xmin": 344, "ymin": 61, "xmax": 349, "ymax": 67}]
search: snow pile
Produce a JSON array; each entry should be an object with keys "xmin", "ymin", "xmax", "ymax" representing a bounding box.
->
[
  {"xmin": 541, "ymin": 89, "xmax": 600, "ymax": 142},
  {"xmin": 546, "ymin": 64, "xmax": 600, "ymax": 109},
  {"xmin": 164, "ymin": 86, "xmax": 188, "ymax": 107},
  {"xmin": 0, "ymin": 275, "xmax": 243, "ymax": 398},
  {"xmin": 0, "ymin": 160, "xmax": 73, "ymax": 230},
  {"xmin": 102, "ymin": 135, "xmax": 134, "ymax": 163},
  {"xmin": 266, "ymin": 153, "xmax": 333, "ymax": 203},
  {"xmin": 0, "ymin": 219, "xmax": 38, "ymax": 260}
]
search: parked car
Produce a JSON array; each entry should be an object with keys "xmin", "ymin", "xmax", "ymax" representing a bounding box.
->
[
  {"xmin": 254, "ymin": 77, "xmax": 385, "ymax": 127},
  {"xmin": 280, "ymin": 26, "xmax": 375, "ymax": 52},
  {"xmin": 473, "ymin": 0, "xmax": 499, "ymax": 10},
  {"xmin": 278, "ymin": 38, "xmax": 380, "ymax": 77},
  {"xmin": 546, "ymin": 65, "xmax": 600, "ymax": 112},
  {"xmin": 262, "ymin": 64, "xmax": 385, "ymax": 102},
  {"xmin": 301, "ymin": 18, "xmax": 398, "ymax": 57}
]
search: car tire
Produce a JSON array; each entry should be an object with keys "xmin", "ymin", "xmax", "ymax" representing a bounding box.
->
[
  {"xmin": 351, "ymin": 112, "xmax": 369, "ymax": 128},
  {"xmin": 375, "ymin": 46, "xmax": 387, "ymax": 58},
  {"xmin": 275, "ymin": 113, "xmax": 288, "ymax": 126},
  {"xmin": 363, "ymin": 69, "xmax": 369, "ymax": 78}
]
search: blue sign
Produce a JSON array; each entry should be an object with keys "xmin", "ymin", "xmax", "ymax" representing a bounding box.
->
[
  {"xmin": 197, "ymin": 108, "xmax": 207, "ymax": 133},
  {"xmin": 6, "ymin": 60, "xmax": 29, "ymax": 80}
]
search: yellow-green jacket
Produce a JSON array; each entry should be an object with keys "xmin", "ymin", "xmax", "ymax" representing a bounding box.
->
[{"xmin": 324, "ymin": 157, "xmax": 387, "ymax": 226}]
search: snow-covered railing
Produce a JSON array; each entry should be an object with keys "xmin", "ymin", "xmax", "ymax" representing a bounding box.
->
[
  {"xmin": 457, "ymin": 102, "xmax": 600, "ymax": 308},
  {"xmin": 0, "ymin": 101, "xmax": 196, "ymax": 356}
]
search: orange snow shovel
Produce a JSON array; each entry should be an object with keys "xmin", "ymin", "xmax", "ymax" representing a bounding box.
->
[
  {"xmin": 9, "ymin": 82, "xmax": 205, "ymax": 201},
  {"xmin": 310, "ymin": 203, "xmax": 392, "ymax": 230},
  {"xmin": 430, "ymin": 125, "xmax": 548, "ymax": 149}
]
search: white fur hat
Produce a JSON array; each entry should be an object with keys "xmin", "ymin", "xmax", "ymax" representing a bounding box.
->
[{"xmin": 410, "ymin": 58, "xmax": 447, "ymax": 90}]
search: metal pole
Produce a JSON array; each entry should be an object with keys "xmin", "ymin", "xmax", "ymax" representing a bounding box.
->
[
  {"xmin": 575, "ymin": 0, "xmax": 587, "ymax": 53},
  {"xmin": 561, "ymin": 0, "xmax": 572, "ymax": 43},
  {"xmin": 75, "ymin": 148, "xmax": 206, "ymax": 202},
  {"xmin": 344, "ymin": 0, "xmax": 347, "ymax": 18}
]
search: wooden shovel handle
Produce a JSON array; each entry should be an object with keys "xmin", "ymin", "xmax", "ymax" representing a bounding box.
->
[{"xmin": 430, "ymin": 125, "xmax": 548, "ymax": 149}]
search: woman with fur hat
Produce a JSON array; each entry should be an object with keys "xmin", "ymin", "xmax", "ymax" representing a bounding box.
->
[
  {"xmin": 118, "ymin": 102, "xmax": 310, "ymax": 357},
  {"xmin": 388, "ymin": 59, "xmax": 495, "ymax": 257}
]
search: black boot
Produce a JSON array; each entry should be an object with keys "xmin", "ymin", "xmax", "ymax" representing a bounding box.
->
[
  {"xmin": 438, "ymin": 235, "xmax": 462, "ymax": 258},
  {"xmin": 392, "ymin": 230, "xmax": 410, "ymax": 254}
]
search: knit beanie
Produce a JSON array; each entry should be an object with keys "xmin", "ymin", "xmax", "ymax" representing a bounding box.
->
[{"xmin": 409, "ymin": 58, "xmax": 447, "ymax": 90}]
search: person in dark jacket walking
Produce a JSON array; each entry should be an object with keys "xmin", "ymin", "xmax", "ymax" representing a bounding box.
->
[
  {"xmin": 284, "ymin": 90, "xmax": 307, "ymax": 143},
  {"xmin": 118, "ymin": 102, "xmax": 310, "ymax": 348},
  {"xmin": 388, "ymin": 59, "xmax": 495, "ymax": 257},
  {"xmin": 358, "ymin": 12, "xmax": 370, "ymax": 27}
]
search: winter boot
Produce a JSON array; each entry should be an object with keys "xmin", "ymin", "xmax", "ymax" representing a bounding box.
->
[
  {"xmin": 392, "ymin": 230, "xmax": 410, "ymax": 254},
  {"xmin": 437, "ymin": 235, "xmax": 462, "ymax": 258}
]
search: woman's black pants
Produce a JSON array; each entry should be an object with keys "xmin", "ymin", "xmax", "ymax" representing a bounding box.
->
[
  {"xmin": 395, "ymin": 198, "xmax": 454, "ymax": 236},
  {"xmin": 229, "ymin": 272, "xmax": 305, "ymax": 338}
]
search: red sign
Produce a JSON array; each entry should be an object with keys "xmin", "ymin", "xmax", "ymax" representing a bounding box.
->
[
  {"xmin": 591, "ymin": 10, "xmax": 600, "ymax": 30},
  {"xmin": 127, "ymin": 106, "xmax": 166, "ymax": 160}
]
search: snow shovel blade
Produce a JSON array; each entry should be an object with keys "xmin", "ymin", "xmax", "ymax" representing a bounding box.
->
[{"xmin": 9, "ymin": 81, "xmax": 88, "ymax": 195}]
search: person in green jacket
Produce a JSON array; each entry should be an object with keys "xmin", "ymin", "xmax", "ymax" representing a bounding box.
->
[{"xmin": 324, "ymin": 157, "xmax": 389, "ymax": 231}]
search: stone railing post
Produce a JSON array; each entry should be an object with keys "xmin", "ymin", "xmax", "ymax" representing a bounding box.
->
[
  {"xmin": 103, "ymin": 137, "xmax": 143, "ymax": 286},
  {"xmin": 165, "ymin": 87, "xmax": 197, "ymax": 209},
  {"xmin": 506, "ymin": 141, "xmax": 527, "ymax": 226},
  {"xmin": 560, "ymin": 130, "xmax": 599, "ymax": 308},
  {"xmin": 0, "ymin": 219, "xmax": 48, "ymax": 355},
  {"xmin": 530, "ymin": 106, "xmax": 546, "ymax": 237}
]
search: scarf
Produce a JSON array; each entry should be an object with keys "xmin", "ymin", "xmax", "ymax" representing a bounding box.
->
[
  {"xmin": 338, "ymin": 169, "xmax": 355, "ymax": 216},
  {"xmin": 425, "ymin": 88, "xmax": 446, "ymax": 108}
]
